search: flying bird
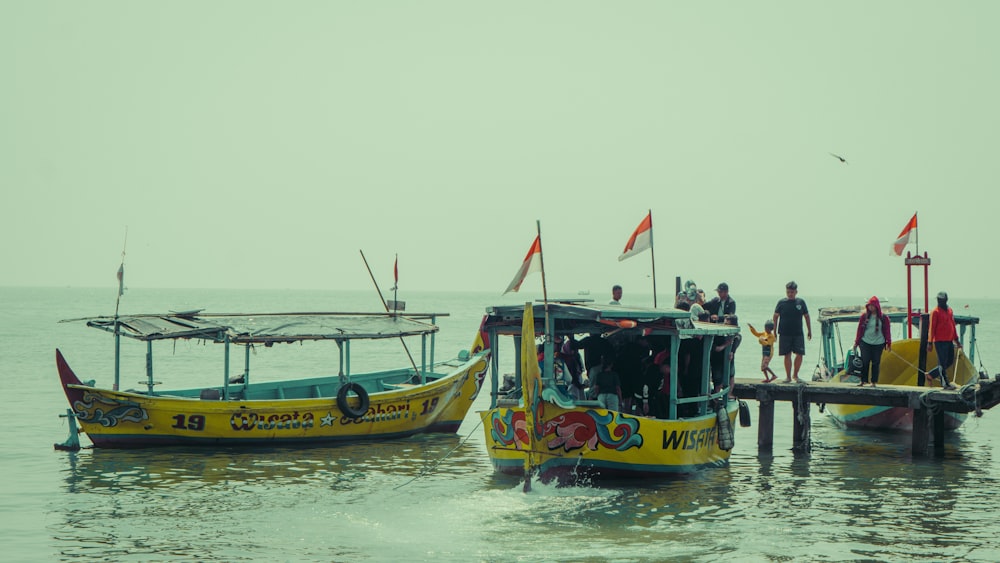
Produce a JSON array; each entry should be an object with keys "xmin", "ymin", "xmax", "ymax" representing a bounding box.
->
[{"xmin": 829, "ymin": 152, "xmax": 848, "ymax": 164}]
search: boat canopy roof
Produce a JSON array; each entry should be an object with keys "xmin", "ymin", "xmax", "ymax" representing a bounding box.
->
[
  {"xmin": 818, "ymin": 305, "xmax": 979, "ymax": 326},
  {"xmin": 69, "ymin": 311, "xmax": 443, "ymax": 344},
  {"xmin": 483, "ymin": 302, "xmax": 740, "ymax": 338}
]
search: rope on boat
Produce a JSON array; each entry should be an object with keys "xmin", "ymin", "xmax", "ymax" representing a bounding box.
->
[
  {"xmin": 968, "ymin": 383, "xmax": 983, "ymax": 417},
  {"xmin": 392, "ymin": 417, "xmax": 485, "ymax": 491},
  {"xmin": 918, "ymin": 390, "xmax": 941, "ymax": 414},
  {"xmin": 887, "ymin": 349, "xmax": 933, "ymax": 376},
  {"xmin": 915, "ymin": 382, "xmax": 984, "ymax": 418},
  {"xmin": 888, "ymin": 349, "xmax": 984, "ymax": 414},
  {"xmin": 835, "ymin": 322, "xmax": 845, "ymax": 367}
]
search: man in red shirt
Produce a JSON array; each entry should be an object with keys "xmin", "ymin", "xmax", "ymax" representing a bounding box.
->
[{"xmin": 927, "ymin": 291, "xmax": 961, "ymax": 390}]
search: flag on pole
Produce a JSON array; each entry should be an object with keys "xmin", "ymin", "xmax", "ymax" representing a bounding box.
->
[
  {"xmin": 504, "ymin": 236, "xmax": 542, "ymax": 294},
  {"xmin": 393, "ymin": 255, "xmax": 399, "ymax": 286},
  {"xmin": 618, "ymin": 212, "xmax": 653, "ymax": 261},
  {"xmin": 891, "ymin": 213, "xmax": 918, "ymax": 256},
  {"xmin": 116, "ymin": 264, "xmax": 124, "ymax": 296}
]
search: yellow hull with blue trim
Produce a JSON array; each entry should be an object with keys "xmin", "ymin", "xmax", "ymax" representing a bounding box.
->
[
  {"xmin": 480, "ymin": 401, "xmax": 738, "ymax": 482},
  {"xmin": 827, "ymin": 339, "xmax": 976, "ymax": 431},
  {"xmin": 58, "ymin": 349, "xmax": 490, "ymax": 448}
]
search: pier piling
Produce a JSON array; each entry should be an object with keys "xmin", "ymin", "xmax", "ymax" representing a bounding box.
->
[{"xmin": 733, "ymin": 375, "xmax": 1000, "ymax": 456}]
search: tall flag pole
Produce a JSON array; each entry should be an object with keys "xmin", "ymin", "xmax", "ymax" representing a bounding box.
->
[
  {"xmin": 534, "ymin": 220, "xmax": 551, "ymax": 361},
  {"xmin": 113, "ymin": 227, "xmax": 128, "ymax": 391},
  {"xmin": 649, "ymin": 211, "xmax": 657, "ymax": 308},
  {"xmin": 535, "ymin": 220, "xmax": 550, "ymax": 307},
  {"xmin": 360, "ymin": 249, "xmax": 422, "ymax": 377},
  {"xmin": 894, "ymin": 212, "xmax": 930, "ymax": 337},
  {"xmin": 619, "ymin": 210, "xmax": 656, "ymax": 307},
  {"xmin": 391, "ymin": 254, "xmax": 399, "ymax": 313},
  {"xmin": 503, "ymin": 222, "xmax": 552, "ymax": 377}
]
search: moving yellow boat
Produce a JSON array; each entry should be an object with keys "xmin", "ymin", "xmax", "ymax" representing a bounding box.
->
[{"xmin": 478, "ymin": 301, "xmax": 742, "ymax": 485}]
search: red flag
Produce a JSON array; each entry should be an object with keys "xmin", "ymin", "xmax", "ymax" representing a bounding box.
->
[
  {"xmin": 891, "ymin": 213, "xmax": 917, "ymax": 256},
  {"xmin": 504, "ymin": 236, "xmax": 542, "ymax": 294},
  {"xmin": 619, "ymin": 212, "xmax": 653, "ymax": 261},
  {"xmin": 394, "ymin": 256, "xmax": 398, "ymax": 284}
]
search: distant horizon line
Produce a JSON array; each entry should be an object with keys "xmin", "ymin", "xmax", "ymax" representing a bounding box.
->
[{"xmin": 1, "ymin": 284, "xmax": 988, "ymax": 301}]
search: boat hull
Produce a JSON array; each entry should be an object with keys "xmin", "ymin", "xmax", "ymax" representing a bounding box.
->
[
  {"xmin": 826, "ymin": 339, "xmax": 975, "ymax": 431},
  {"xmin": 479, "ymin": 401, "xmax": 738, "ymax": 484},
  {"xmin": 57, "ymin": 349, "xmax": 490, "ymax": 449}
]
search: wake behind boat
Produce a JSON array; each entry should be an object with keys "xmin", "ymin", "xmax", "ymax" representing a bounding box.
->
[{"xmin": 56, "ymin": 310, "xmax": 490, "ymax": 449}]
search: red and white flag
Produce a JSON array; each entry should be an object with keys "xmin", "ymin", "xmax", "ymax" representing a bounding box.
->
[
  {"xmin": 504, "ymin": 236, "xmax": 542, "ymax": 294},
  {"xmin": 618, "ymin": 212, "xmax": 653, "ymax": 261},
  {"xmin": 891, "ymin": 213, "xmax": 917, "ymax": 256}
]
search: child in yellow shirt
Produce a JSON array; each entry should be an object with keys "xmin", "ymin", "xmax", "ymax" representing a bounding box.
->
[{"xmin": 748, "ymin": 320, "xmax": 778, "ymax": 383}]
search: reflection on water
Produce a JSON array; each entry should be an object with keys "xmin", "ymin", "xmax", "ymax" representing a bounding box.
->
[
  {"xmin": 53, "ymin": 436, "xmax": 493, "ymax": 561},
  {"xmin": 729, "ymin": 420, "xmax": 1000, "ymax": 562},
  {"xmin": 52, "ymin": 420, "xmax": 1000, "ymax": 562},
  {"xmin": 60, "ymin": 435, "xmax": 487, "ymax": 493}
]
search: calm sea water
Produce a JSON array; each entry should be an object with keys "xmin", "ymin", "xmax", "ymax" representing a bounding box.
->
[{"xmin": 5, "ymin": 287, "xmax": 1000, "ymax": 562}]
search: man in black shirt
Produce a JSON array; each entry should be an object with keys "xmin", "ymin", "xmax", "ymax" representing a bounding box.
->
[{"xmin": 772, "ymin": 281, "xmax": 812, "ymax": 383}]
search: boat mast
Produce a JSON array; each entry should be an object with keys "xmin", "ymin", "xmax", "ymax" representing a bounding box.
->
[
  {"xmin": 648, "ymin": 209, "xmax": 658, "ymax": 308},
  {"xmin": 113, "ymin": 228, "xmax": 127, "ymax": 391},
  {"xmin": 360, "ymin": 249, "xmax": 425, "ymax": 382},
  {"xmin": 535, "ymin": 220, "xmax": 553, "ymax": 378}
]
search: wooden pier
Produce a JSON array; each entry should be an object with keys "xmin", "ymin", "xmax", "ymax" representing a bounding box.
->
[{"xmin": 732, "ymin": 375, "xmax": 1000, "ymax": 456}]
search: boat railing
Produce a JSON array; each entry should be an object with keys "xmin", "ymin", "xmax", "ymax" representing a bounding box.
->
[
  {"xmin": 482, "ymin": 303, "xmax": 740, "ymax": 421},
  {"xmin": 492, "ymin": 367, "xmax": 732, "ymax": 419},
  {"xmin": 820, "ymin": 310, "xmax": 979, "ymax": 375}
]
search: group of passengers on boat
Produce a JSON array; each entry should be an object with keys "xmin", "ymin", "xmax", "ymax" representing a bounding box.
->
[{"xmin": 502, "ymin": 281, "xmax": 741, "ymax": 419}]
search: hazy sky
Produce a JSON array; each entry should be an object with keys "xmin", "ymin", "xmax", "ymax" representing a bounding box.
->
[{"xmin": 4, "ymin": 2, "xmax": 998, "ymax": 301}]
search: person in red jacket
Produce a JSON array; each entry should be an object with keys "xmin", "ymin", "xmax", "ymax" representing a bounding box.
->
[
  {"xmin": 927, "ymin": 291, "xmax": 961, "ymax": 390},
  {"xmin": 853, "ymin": 296, "xmax": 892, "ymax": 387}
]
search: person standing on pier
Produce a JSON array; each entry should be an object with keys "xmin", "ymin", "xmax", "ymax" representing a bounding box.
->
[
  {"xmin": 773, "ymin": 281, "xmax": 812, "ymax": 383},
  {"xmin": 748, "ymin": 320, "xmax": 778, "ymax": 383},
  {"xmin": 853, "ymin": 296, "xmax": 892, "ymax": 387},
  {"xmin": 927, "ymin": 291, "xmax": 961, "ymax": 390}
]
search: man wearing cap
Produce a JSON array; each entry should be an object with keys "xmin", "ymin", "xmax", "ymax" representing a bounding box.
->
[
  {"xmin": 927, "ymin": 291, "xmax": 961, "ymax": 390},
  {"xmin": 706, "ymin": 282, "xmax": 736, "ymax": 323}
]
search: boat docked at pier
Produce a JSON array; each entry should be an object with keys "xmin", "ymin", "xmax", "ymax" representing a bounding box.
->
[
  {"xmin": 478, "ymin": 301, "xmax": 742, "ymax": 485},
  {"xmin": 56, "ymin": 310, "xmax": 490, "ymax": 449},
  {"xmin": 815, "ymin": 304, "xmax": 980, "ymax": 431}
]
